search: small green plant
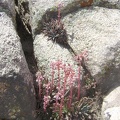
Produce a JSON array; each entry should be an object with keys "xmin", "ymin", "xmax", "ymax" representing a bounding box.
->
[
  {"xmin": 72, "ymin": 97, "xmax": 97, "ymax": 120},
  {"xmin": 43, "ymin": 4, "xmax": 68, "ymax": 46}
]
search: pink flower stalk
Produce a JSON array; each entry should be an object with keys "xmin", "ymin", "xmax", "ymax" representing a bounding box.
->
[
  {"xmin": 58, "ymin": 89, "xmax": 64, "ymax": 117},
  {"xmin": 77, "ymin": 65, "xmax": 81, "ymax": 100},
  {"xmin": 63, "ymin": 64, "xmax": 72, "ymax": 95},
  {"xmin": 43, "ymin": 95, "xmax": 50, "ymax": 111},
  {"xmin": 50, "ymin": 62, "xmax": 55, "ymax": 91},
  {"xmin": 57, "ymin": 3, "xmax": 62, "ymax": 25},
  {"xmin": 74, "ymin": 51, "xmax": 88, "ymax": 100},
  {"xmin": 53, "ymin": 60, "xmax": 62, "ymax": 90},
  {"xmin": 53, "ymin": 102, "xmax": 60, "ymax": 112},
  {"xmin": 54, "ymin": 90, "xmax": 64, "ymax": 117},
  {"xmin": 74, "ymin": 50, "xmax": 88, "ymax": 64},
  {"xmin": 68, "ymin": 69, "xmax": 75, "ymax": 108},
  {"xmin": 36, "ymin": 71, "xmax": 44, "ymax": 99},
  {"xmin": 57, "ymin": 61, "xmax": 61, "ymax": 90},
  {"xmin": 59, "ymin": 101, "xmax": 63, "ymax": 117},
  {"xmin": 75, "ymin": 54, "xmax": 82, "ymax": 100},
  {"xmin": 54, "ymin": 91, "xmax": 62, "ymax": 101},
  {"xmin": 45, "ymin": 82, "xmax": 51, "ymax": 96}
]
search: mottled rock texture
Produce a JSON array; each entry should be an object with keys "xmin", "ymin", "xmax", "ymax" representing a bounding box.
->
[
  {"xmin": 29, "ymin": 0, "xmax": 120, "ymax": 119},
  {"xmin": 29, "ymin": 0, "xmax": 95, "ymax": 36},
  {"xmin": 1, "ymin": 0, "xmax": 120, "ymax": 119},
  {"xmin": 29, "ymin": 0, "xmax": 120, "ymax": 36},
  {"xmin": 33, "ymin": 5, "xmax": 120, "ymax": 92},
  {"xmin": 102, "ymin": 86, "xmax": 120, "ymax": 120},
  {"xmin": 95, "ymin": 0, "xmax": 120, "ymax": 9},
  {"xmin": 0, "ymin": 0, "xmax": 16, "ymax": 24},
  {"xmin": 63, "ymin": 6, "xmax": 120, "ymax": 91},
  {"xmin": 0, "ymin": 11, "xmax": 35, "ymax": 120}
]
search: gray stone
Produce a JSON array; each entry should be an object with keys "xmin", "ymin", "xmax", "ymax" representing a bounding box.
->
[
  {"xmin": 31, "ymin": 1, "xmax": 120, "ymax": 119},
  {"xmin": 94, "ymin": 0, "xmax": 120, "ymax": 9},
  {"xmin": 62, "ymin": 6, "xmax": 120, "ymax": 91},
  {"xmin": 104, "ymin": 107, "xmax": 120, "ymax": 120},
  {"xmin": 34, "ymin": 6, "xmax": 120, "ymax": 92},
  {"xmin": 29, "ymin": 0, "xmax": 95, "ymax": 36},
  {"xmin": 34, "ymin": 6, "xmax": 120, "ymax": 98},
  {"xmin": 0, "ymin": 12, "xmax": 35, "ymax": 119},
  {"xmin": 29, "ymin": 0, "xmax": 120, "ymax": 36},
  {"xmin": 0, "ymin": 0, "xmax": 16, "ymax": 23},
  {"xmin": 34, "ymin": 34, "xmax": 78, "ymax": 79},
  {"xmin": 101, "ymin": 86, "xmax": 120, "ymax": 120}
]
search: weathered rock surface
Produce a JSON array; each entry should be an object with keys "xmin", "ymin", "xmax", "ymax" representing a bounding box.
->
[
  {"xmin": 34, "ymin": 6, "xmax": 120, "ymax": 91},
  {"xmin": 0, "ymin": 0, "xmax": 16, "ymax": 23},
  {"xmin": 29, "ymin": 0, "xmax": 96, "ymax": 36},
  {"xmin": 103, "ymin": 107, "xmax": 120, "ymax": 120},
  {"xmin": 0, "ymin": 11, "xmax": 35, "ymax": 119},
  {"xmin": 26, "ymin": 0, "xmax": 120, "ymax": 119},
  {"xmin": 34, "ymin": 34, "xmax": 77, "ymax": 78},
  {"xmin": 33, "ymin": 5, "xmax": 120, "ymax": 120},
  {"xmin": 95, "ymin": 0, "xmax": 120, "ymax": 9},
  {"xmin": 29, "ymin": 0, "xmax": 120, "ymax": 36},
  {"xmin": 63, "ymin": 6, "xmax": 120, "ymax": 91},
  {"xmin": 102, "ymin": 86, "xmax": 120, "ymax": 120}
]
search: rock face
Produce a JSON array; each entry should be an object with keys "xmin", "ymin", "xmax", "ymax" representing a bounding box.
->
[
  {"xmin": 29, "ymin": 0, "xmax": 120, "ymax": 119},
  {"xmin": 95, "ymin": 0, "xmax": 120, "ymax": 9},
  {"xmin": 0, "ymin": 11, "xmax": 35, "ymax": 120},
  {"xmin": 1, "ymin": 0, "xmax": 118, "ymax": 119},
  {"xmin": 29, "ymin": 0, "xmax": 120, "ymax": 36},
  {"xmin": 29, "ymin": 0, "xmax": 95, "ymax": 36},
  {"xmin": 32, "ymin": 4, "xmax": 120, "ymax": 92},
  {"xmin": 0, "ymin": 0, "xmax": 16, "ymax": 23},
  {"xmin": 34, "ymin": 34, "xmax": 77, "ymax": 78},
  {"xmin": 102, "ymin": 86, "xmax": 120, "ymax": 120},
  {"xmin": 63, "ymin": 6, "xmax": 120, "ymax": 92}
]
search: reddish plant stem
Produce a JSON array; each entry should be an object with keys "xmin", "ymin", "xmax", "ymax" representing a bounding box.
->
[
  {"xmin": 69, "ymin": 86, "xmax": 73, "ymax": 108},
  {"xmin": 59, "ymin": 67, "xmax": 69, "ymax": 118},
  {"xmin": 51, "ymin": 67, "xmax": 55, "ymax": 92},
  {"xmin": 57, "ymin": 4, "xmax": 61, "ymax": 25},
  {"xmin": 59, "ymin": 89, "xmax": 64, "ymax": 118},
  {"xmin": 77, "ymin": 64, "xmax": 81, "ymax": 100},
  {"xmin": 58, "ymin": 65, "xmax": 60, "ymax": 90},
  {"xmin": 38, "ymin": 81, "xmax": 42, "ymax": 99},
  {"xmin": 60, "ymin": 74, "xmax": 69, "ymax": 115},
  {"xmin": 59, "ymin": 101, "xmax": 63, "ymax": 118},
  {"xmin": 63, "ymin": 75, "xmax": 68, "ymax": 96},
  {"xmin": 36, "ymin": 72, "xmax": 44, "ymax": 100},
  {"xmin": 68, "ymin": 70, "xmax": 74, "ymax": 108}
]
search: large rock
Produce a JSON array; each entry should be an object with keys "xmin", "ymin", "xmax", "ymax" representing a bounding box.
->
[
  {"xmin": 0, "ymin": 12, "xmax": 35, "ymax": 119},
  {"xmin": 103, "ymin": 107, "xmax": 120, "ymax": 120},
  {"xmin": 29, "ymin": 0, "xmax": 96, "ymax": 36},
  {"xmin": 33, "ymin": 5, "xmax": 120, "ymax": 119},
  {"xmin": 101, "ymin": 86, "xmax": 120, "ymax": 120},
  {"xmin": 34, "ymin": 6, "xmax": 120, "ymax": 91},
  {"xmin": 29, "ymin": 0, "xmax": 120, "ymax": 36},
  {"xmin": 30, "ymin": 0, "xmax": 120, "ymax": 119},
  {"xmin": 34, "ymin": 34, "xmax": 77, "ymax": 78},
  {"xmin": 62, "ymin": 6, "xmax": 120, "ymax": 91}
]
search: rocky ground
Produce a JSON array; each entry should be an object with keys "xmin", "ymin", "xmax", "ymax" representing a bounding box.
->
[{"xmin": 0, "ymin": 0, "xmax": 120, "ymax": 120}]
